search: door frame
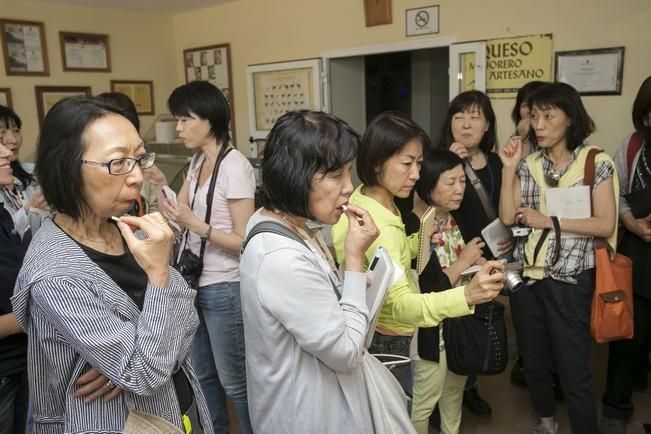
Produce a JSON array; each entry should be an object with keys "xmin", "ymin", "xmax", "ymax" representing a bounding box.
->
[{"xmin": 320, "ymin": 36, "xmax": 456, "ymax": 113}]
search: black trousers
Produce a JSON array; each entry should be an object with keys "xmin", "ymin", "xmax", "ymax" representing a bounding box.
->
[
  {"xmin": 519, "ymin": 270, "xmax": 598, "ymax": 434},
  {"xmin": 602, "ymin": 294, "xmax": 651, "ymax": 420}
]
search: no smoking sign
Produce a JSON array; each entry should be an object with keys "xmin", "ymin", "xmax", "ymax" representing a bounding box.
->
[{"xmin": 406, "ymin": 5, "xmax": 440, "ymax": 37}]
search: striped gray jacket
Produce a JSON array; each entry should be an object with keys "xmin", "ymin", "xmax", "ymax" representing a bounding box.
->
[{"xmin": 12, "ymin": 218, "xmax": 213, "ymax": 434}]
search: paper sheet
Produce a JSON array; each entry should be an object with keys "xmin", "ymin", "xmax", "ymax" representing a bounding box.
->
[{"xmin": 545, "ymin": 186, "xmax": 591, "ymax": 238}]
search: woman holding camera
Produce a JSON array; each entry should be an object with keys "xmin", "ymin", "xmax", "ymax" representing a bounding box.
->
[
  {"xmin": 239, "ymin": 111, "xmax": 380, "ymax": 433},
  {"xmin": 161, "ymin": 81, "xmax": 255, "ymax": 434},
  {"xmin": 499, "ymin": 82, "xmax": 618, "ymax": 434},
  {"xmin": 332, "ymin": 111, "xmax": 505, "ymax": 396},
  {"xmin": 12, "ymin": 96, "xmax": 212, "ymax": 433}
]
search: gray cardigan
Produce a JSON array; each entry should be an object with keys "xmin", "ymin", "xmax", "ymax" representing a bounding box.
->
[
  {"xmin": 12, "ymin": 218, "xmax": 213, "ymax": 434},
  {"xmin": 240, "ymin": 210, "xmax": 374, "ymax": 434},
  {"xmin": 613, "ymin": 132, "xmax": 645, "ymax": 217}
]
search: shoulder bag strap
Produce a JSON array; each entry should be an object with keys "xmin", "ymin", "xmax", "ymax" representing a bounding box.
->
[
  {"xmin": 584, "ymin": 147, "xmax": 607, "ymax": 249},
  {"xmin": 463, "ymin": 161, "xmax": 497, "ymax": 221},
  {"xmin": 188, "ymin": 146, "xmax": 234, "ymax": 263},
  {"xmin": 241, "ymin": 220, "xmax": 341, "ymax": 300}
]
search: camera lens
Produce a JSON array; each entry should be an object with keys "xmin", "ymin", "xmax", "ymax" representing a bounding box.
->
[{"xmin": 504, "ymin": 270, "xmax": 524, "ymax": 292}]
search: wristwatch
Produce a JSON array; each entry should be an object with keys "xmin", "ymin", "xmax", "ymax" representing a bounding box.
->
[{"xmin": 200, "ymin": 225, "xmax": 213, "ymax": 241}]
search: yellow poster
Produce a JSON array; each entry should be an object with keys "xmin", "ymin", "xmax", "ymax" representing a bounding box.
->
[
  {"xmin": 459, "ymin": 52, "xmax": 476, "ymax": 92},
  {"xmin": 486, "ymin": 34, "xmax": 553, "ymax": 99}
]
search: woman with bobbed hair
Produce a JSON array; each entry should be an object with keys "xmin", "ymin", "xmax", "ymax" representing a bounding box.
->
[
  {"xmin": 407, "ymin": 148, "xmax": 486, "ymax": 434},
  {"xmin": 161, "ymin": 81, "xmax": 255, "ymax": 434},
  {"xmin": 12, "ymin": 96, "xmax": 212, "ymax": 433},
  {"xmin": 601, "ymin": 75, "xmax": 651, "ymax": 434},
  {"xmin": 239, "ymin": 110, "xmax": 380, "ymax": 433},
  {"xmin": 332, "ymin": 111, "xmax": 505, "ymax": 396},
  {"xmin": 500, "ymin": 82, "xmax": 618, "ymax": 434}
]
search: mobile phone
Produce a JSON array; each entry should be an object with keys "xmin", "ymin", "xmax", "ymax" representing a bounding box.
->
[{"xmin": 161, "ymin": 185, "xmax": 177, "ymax": 205}]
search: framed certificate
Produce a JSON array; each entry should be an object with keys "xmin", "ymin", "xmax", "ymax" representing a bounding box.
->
[
  {"xmin": 0, "ymin": 19, "xmax": 49, "ymax": 76},
  {"xmin": 110, "ymin": 80, "xmax": 154, "ymax": 115},
  {"xmin": 35, "ymin": 85, "xmax": 91, "ymax": 127},
  {"xmin": 0, "ymin": 88, "xmax": 12, "ymax": 107},
  {"xmin": 555, "ymin": 47, "xmax": 625, "ymax": 96},
  {"xmin": 60, "ymin": 32, "xmax": 111, "ymax": 72}
]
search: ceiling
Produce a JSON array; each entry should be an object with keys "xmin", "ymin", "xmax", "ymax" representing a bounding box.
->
[{"xmin": 32, "ymin": 0, "xmax": 236, "ymax": 13}]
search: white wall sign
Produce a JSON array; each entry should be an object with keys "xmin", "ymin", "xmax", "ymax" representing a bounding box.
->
[{"xmin": 406, "ymin": 5, "xmax": 439, "ymax": 37}]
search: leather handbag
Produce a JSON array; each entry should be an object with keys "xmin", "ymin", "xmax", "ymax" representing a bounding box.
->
[
  {"xmin": 173, "ymin": 147, "xmax": 233, "ymax": 289},
  {"xmin": 584, "ymin": 148, "xmax": 634, "ymax": 343}
]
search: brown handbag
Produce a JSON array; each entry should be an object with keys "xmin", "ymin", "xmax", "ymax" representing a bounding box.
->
[{"xmin": 584, "ymin": 148, "xmax": 634, "ymax": 343}]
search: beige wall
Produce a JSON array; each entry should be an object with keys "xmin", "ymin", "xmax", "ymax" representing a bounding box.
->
[
  {"xmin": 3, "ymin": 0, "xmax": 650, "ymax": 160},
  {"xmin": 172, "ymin": 0, "xmax": 651, "ymax": 155},
  {"xmin": 0, "ymin": 0, "xmax": 178, "ymax": 159}
]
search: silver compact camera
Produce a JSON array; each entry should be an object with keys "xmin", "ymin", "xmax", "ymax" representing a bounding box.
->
[{"xmin": 491, "ymin": 262, "xmax": 525, "ymax": 293}]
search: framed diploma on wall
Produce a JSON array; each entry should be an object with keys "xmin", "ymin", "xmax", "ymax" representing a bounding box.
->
[
  {"xmin": 111, "ymin": 80, "xmax": 154, "ymax": 115},
  {"xmin": 0, "ymin": 18, "xmax": 49, "ymax": 76},
  {"xmin": 555, "ymin": 47, "xmax": 625, "ymax": 96},
  {"xmin": 35, "ymin": 85, "xmax": 91, "ymax": 127},
  {"xmin": 60, "ymin": 32, "xmax": 111, "ymax": 72}
]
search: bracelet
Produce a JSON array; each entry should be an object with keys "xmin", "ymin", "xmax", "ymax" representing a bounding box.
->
[{"xmin": 200, "ymin": 224, "xmax": 213, "ymax": 241}]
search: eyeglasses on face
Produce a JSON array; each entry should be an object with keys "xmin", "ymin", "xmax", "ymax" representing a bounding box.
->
[{"xmin": 81, "ymin": 152, "xmax": 156, "ymax": 176}]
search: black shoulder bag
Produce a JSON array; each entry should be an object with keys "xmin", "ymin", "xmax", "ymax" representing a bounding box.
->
[{"xmin": 173, "ymin": 146, "xmax": 233, "ymax": 289}]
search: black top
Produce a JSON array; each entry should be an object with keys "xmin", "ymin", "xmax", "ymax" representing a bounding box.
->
[
  {"xmin": 451, "ymin": 151, "xmax": 503, "ymax": 259},
  {"xmin": 73, "ymin": 233, "xmax": 193, "ymax": 413},
  {"xmin": 0, "ymin": 204, "xmax": 29, "ymax": 376}
]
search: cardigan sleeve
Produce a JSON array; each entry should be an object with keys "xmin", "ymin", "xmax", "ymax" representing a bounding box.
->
[{"xmin": 29, "ymin": 270, "xmax": 199, "ymax": 396}]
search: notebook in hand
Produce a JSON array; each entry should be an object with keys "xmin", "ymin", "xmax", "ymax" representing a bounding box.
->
[
  {"xmin": 365, "ymin": 246, "xmax": 398, "ymax": 348},
  {"xmin": 416, "ymin": 206, "xmax": 437, "ymax": 275}
]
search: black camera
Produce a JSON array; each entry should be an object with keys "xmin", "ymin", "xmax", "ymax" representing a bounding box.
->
[{"xmin": 174, "ymin": 249, "xmax": 203, "ymax": 289}]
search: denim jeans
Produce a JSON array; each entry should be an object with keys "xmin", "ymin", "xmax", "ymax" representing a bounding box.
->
[
  {"xmin": 191, "ymin": 281, "xmax": 252, "ymax": 434},
  {"xmin": 0, "ymin": 371, "xmax": 28, "ymax": 434},
  {"xmin": 368, "ymin": 332, "xmax": 413, "ymax": 397}
]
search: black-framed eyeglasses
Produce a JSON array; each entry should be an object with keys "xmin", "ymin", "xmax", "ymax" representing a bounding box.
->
[{"xmin": 81, "ymin": 152, "xmax": 156, "ymax": 176}]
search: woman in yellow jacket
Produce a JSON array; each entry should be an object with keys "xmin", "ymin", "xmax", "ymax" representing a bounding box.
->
[{"xmin": 331, "ymin": 111, "xmax": 505, "ymax": 396}]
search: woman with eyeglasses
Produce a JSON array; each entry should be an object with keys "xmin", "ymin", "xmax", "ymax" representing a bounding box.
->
[
  {"xmin": 160, "ymin": 81, "xmax": 255, "ymax": 434},
  {"xmin": 12, "ymin": 96, "xmax": 213, "ymax": 433},
  {"xmin": 499, "ymin": 82, "xmax": 618, "ymax": 434}
]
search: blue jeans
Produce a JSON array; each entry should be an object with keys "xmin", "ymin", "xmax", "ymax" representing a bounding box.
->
[
  {"xmin": 368, "ymin": 333, "xmax": 413, "ymax": 397},
  {"xmin": 0, "ymin": 371, "xmax": 28, "ymax": 434},
  {"xmin": 191, "ymin": 281, "xmax": 252, "ymax": 434}
]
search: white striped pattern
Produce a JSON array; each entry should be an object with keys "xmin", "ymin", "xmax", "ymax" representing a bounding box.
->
[{"xmin": 11, "ymin": 218, "xmax": 214, "ymax": 434}]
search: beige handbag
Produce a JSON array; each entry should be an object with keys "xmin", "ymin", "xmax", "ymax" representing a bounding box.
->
[{"xmin": 123, "ymin": 411, "xmax": 184, "ymax": 434}]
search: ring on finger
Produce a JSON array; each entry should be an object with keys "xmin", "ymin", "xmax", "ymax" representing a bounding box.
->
[{"xmin": 105, "ymin": 379, "xmax": 114, "ymax": 390}]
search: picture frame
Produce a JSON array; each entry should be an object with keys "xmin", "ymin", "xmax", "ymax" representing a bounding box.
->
[
  {"xmin": 110, "ymin": 80, "xmax": 154, "ymax": 115},
  {"xmin": 0, "ymin": 18, "xmax": 49, "ymax": 76},
  {"xmin": 364, "ymin": 0, "xmax": 392, "ymax": 27},
  {"xmin": 555, "ymin": 47, "xmax": 625, "ymax": 96},
  {"xmin": 0, "ymin": 88, "xmax": 12, "ymax": 107},
  {"xmin": 35, "ymin": 86, "xmax": 91, "ymax": 127},
  {"xmin": 183, "ymin": 43, "xmax": 235, "ymax": 144},
  {"xmin": 60, "ymin": 31, "xmax": 111, "ymax": 72},
  {"xmin": 246, "ymin": 58, "xmax": 322, "ymax": 139}
]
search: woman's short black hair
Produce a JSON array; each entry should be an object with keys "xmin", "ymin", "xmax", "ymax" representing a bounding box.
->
[
  {"xmin": 261, "ymin": 110, "xmax": 359, "ymax": 219},
  {"xmin": 358, "ymin": 111, "xmax": 430, "ymax": 186},
  {"xmin": 96, "ymin": 92, "xmax": 140, "ymax": 131},
  {"xmin": 36, "ymin": 96, "xmax": 132, "ymax": 220},
  {"xmin": 0, "ymin": 105, "xmax": 34, "ymax": 187},
  {"xmin": 167, "ymin": 81, "xmax": 230, "ymax": 147},
  {"xmin": 437, "ymin": 90, "xmax": 497, "ymax": 153},
  {"xmin": 415, "ymin": 148, "xmax": 464, "ymax": 206},
  {"xmin": 632, "ymin": 75, "xmax": 651, "ymax": 143},
  {"xmin": 511, "ymin": 81, "xmax": 546, "ymax": 126},
  {"xmin": 527, "ymin": 82, "xmax": 595, "ymax": 151}
]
